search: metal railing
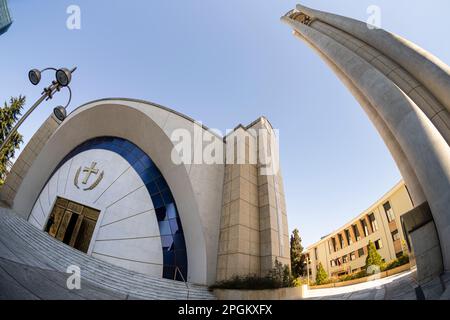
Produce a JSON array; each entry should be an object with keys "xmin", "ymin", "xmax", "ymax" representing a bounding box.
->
[{"xmin": 174, "ymin": 266, "xmax": 190, "ymax": 300}]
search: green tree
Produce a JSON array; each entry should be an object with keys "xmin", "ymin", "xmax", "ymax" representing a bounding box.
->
[
  {"xmin": 365, "ymin": 240, "xmax": 384, "ymax": 274},
  {"xmin": 290, "ymin": 228, "xmax": 305, "ymax": 278},
  {"xmin": 315, "ymin": 262, "xmax": 328, "ymax": 285},
  {"xmin": 0, "ymin": 96, "xmax": 25, "ymax": 185},
  {"xmin": 267, "ymin": 258, "xmax": 294, "ymax": 288},
  {"xmin": 401, "ymin": 239, "xmax": 409, "ymax": 255}
]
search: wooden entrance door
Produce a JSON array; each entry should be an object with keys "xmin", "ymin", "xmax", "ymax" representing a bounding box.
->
[{"xmin": 45, "ymin": 197, "xmax": 100, "ymax": 253}]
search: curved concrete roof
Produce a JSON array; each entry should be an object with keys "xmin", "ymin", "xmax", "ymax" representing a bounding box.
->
[
  {"xmin": 72, "ymin": 98, "xmax": 224, "ymax": 140},
  {"xmin": 72, "ymin": 97, "xmax": 274, "ymax": 141}
]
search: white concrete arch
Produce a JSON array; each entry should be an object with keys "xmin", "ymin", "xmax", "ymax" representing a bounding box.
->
[
  {"xmin": 292, "ymin": 32, "xmax": 426, "ymax": 205},
  {"xmin": 282, "ymin": 11, "xmax": 450, "ymax": 271},
  {"xmin": 12, "ymin": 99, "xmax": 225, "ymax": 285},
  {"xmin": 295, "ymin": 4, "xmax": 450, "ymax": 113}
]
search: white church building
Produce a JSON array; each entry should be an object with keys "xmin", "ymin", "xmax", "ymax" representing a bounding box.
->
[{"xmin": 0, "ymin": 98, "xmax": 290, "ymax": 286}]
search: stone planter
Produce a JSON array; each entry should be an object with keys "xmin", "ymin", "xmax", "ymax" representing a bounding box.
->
[{"xmin": 213, "ymin": 286, "xmax": 306, "ymax": 300}]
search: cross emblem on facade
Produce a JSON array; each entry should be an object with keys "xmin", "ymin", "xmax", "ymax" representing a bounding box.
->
[
  {"xmin": 82, "ymin": 162, "xmax": 99, "ymax": 184},
  {"xmin": 74, "ymin": 161, "xmax": 104, "ymax": 191}
]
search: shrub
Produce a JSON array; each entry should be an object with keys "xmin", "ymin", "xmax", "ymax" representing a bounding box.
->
[
  {"xmin": 210, "ymin": 259, "xmax": 294, "ymax": 290},
  {"xmin": 338, "ymin": 270, "xmax": 366, "ymax": 282},
  {"xmin": 383, "ymin": 254, "xmax": 410, "ymax": 271},
  {"xmin": 365, "ymin": 241, "xmax": 384, "ymax": 274},
  {"xmin": 292, "ymin": 277, "xmax": 309, "ymax": 287},
  {"xmin": 267, "ymin": 259, "xmax": 294, "ymax": 288},
  {"xmin": 315, "ymin": 263, "xmax": 329, "ymax": 285}
]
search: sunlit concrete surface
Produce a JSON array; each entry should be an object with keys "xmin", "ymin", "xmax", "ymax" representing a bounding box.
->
[
  {"xmin": 0, "ymin": 206, "xmax": 214, "ymax": 300},
  {"xmin": 304, "ymin": 271, "xmax": 418, "ymax": 300}
]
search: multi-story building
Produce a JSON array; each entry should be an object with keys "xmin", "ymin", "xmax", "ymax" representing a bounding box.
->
[{"xmin": 306, "ymin": 181, "xmax": 413, "ymax": 280}]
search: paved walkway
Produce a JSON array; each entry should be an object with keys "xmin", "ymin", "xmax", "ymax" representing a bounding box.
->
[
  {"xmin": 304, "ymin": 271, "xmax": 418, "ymax": 300},
  {"xmin": 0, "ymin": 256, "xmax": 129, "ymax": 300},
  {"xmin": 0, "ymin": 206, "xmax": 214, "ymax": 300}
]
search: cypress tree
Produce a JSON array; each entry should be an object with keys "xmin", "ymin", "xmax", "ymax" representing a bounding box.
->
[{"xmin": 290, "ymin": 228, "xmax": 305, "ymax": 278}]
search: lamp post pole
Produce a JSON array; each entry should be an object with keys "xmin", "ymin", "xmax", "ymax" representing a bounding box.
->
[
  {"xmin": 0, "ymin": 67, "xmax": 76, "ymax": 153},
  {"xmin": 304, "ymin": 255, "xmax": 310, "ymax": 286}
]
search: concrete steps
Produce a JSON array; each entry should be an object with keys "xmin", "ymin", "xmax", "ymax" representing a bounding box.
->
[{"xmin": 0, "ymin": 207, "xmax": 215, "ymax": 300}]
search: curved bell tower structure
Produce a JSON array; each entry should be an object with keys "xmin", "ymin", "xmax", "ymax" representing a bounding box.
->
[{"xmin": 282, "ymin": 4, "xmax": 450, "ymax": 287}]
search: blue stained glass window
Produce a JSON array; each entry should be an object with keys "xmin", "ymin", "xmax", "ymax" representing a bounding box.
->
[
  {"xmin": 123, "ymin": 141, "xmax": 135, "ymax": 151},
  {"xmin": 112, "ymin": 138, "xmax": 123, "ymax": 146},
  {"xmin": 163, "ymin": 266, "xmax": 175, "ymax": 279},
  {"xmin": 124, "ymin": 151, "xmax": 139, "ymax": 165},
  {"xmin": 166, "ymin": 203, "xmax": 177, "ymax": 219},
  {"xmin": 161, "ymin": 190, "xmax": 174, "ymax": 204},
  {"xmin": 146, "ymin": 181, "xmax": 159, "ymax": 195},
  {"xmin": 131, "ymin": 160, "xmax": 145, "ymax": 174},
  {"xmin": 155, "ymin": 207, "xmax": 166, "ymax": 221},
  {"xmin": 140, "ymin": 166, "xmax": 160, "ymax": 184},
  {"xmin": 45, "ymin": 136, "xmax": 188, "ymax": 281},
  {"xmin": 163, "ymin": 251, "xmax": 175, "ymax": 265},
  {"xmin": 152, "ymin": 193, "xmax": 164, "ymax": 209},
  {"xmin": 130, "ymin": 147, "xmax": 142, "ymax": 159},
  {"xmin": 161, "ymin": 235, "xmax": 174, "ymax": 250},
  {"xmin": 155, "ymin": 176, "xmax": 169, "ymax": 192},
  {"xmin": 139, "ymin": 156, "xmax": 153, "ymax": 170},
  {"xmin": 173, "ymin": 233, "xmax": 186, "ymax": 250},
  {"xmin": 175, "ymin": 250, "xmax": 187, "ymax": 266},
  {"xmin": 169, "ymin": 218, "xmax": 179, "ymax": 234},
  {"xmin": 159, "ymin": 220, "xmax": 172, "ymax": 236}
]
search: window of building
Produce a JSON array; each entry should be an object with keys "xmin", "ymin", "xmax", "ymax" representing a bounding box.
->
[
  {"xmin": 375, "ymin": 239, "xmax": 383, "ymax": 250},
  {"xmin": 383, "ymin": 201, "xmax": 395, "ymax": 222},
  {"xmin": 342, "ymin": 255, "xmax": 348, "ymax": 263},
  {"xmin": 350, "ymin": 252, "xmax": 356, "ymax": 261},
  {"xmin": 331, "ymin": 237, "xmax": 337, "ymax": 252},
  {"xmin": 345, "ymin": 229, "xmax": 352, "ymax": 246},
  {"xmin": 352, "ymin": 224, "xmax": 361, "ymax": 241},
  {"xmin": 338, "ymin": 234, "xmax": 345, "ymax": 249},
  {"xmin": 358, "ymin": 248, "xmax": 365, "ymax": 257},
  {"xmin": 392, "ymin": 229, "xmax": 400, "ymax": 241},
  {"xmin": 368, "ymin": 213, "xmax": 378, "ymax": 232},
  {"xmin": 314, "ymin": 247, "xmax": 318, "ymax": 260},
  {"xmin": 360, "ymin": 219, "xmax": 369, "ymax": 237},
  {"xmin": 330, "ymin": 260, "xmax": 335, "ymax": 267},
  {"xmin": 328, "ymin": 240, "xmax": 332, "ymax": 254}
]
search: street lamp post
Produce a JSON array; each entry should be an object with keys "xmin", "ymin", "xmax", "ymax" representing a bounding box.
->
[
  {"xmin": 0, "ymin": 67, "xmax": 76, "ymax": 153},
  {"xmin": 304, "ymin": 255, "xmax": 310, "ymax": 286}
]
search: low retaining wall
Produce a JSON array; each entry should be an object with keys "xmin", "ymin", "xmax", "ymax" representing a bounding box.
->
[
  {"xmin": 311, "ymin": 263, "xmax": 411, "ymax": 289},
  {"xmin": 213, "ymin": 264, "xmax": 411, "ymax": 299},
  {"xmin": 213, "ymin": 286, "xmax": 307, "ymax": 300}
]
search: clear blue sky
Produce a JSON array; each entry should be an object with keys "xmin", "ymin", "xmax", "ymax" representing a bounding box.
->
[{"xmin": 2, "ymin": 0, "xmax": 450, "ymax": 247}]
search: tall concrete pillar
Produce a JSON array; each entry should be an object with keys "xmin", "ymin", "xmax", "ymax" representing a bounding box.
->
[
  {"xmin": 216, "ymin": 118, "xmax": 290, "ymax": 281},
  {"xmin": 296, "ymin": 4, "xmax": 450, "ymax": 114},
  {"xmin": 293, "ymin": 31, "xmax": 426, "ymax": 205},
  {"xmin": 282, "ymin": 6, "xmax": 450, "ymax": 276}
]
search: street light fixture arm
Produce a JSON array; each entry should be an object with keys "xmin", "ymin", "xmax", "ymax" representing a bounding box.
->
[
  {"xmin": 0, "ymin": 66, "xmax": 77, "ymax": 152},
  {"xmin": 65, "ymin": 86, "xmax": 72, "ymax": 108},
  {"xmin": 40, "ymin": 67, "xmax": 58, "ymax": 73}
]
